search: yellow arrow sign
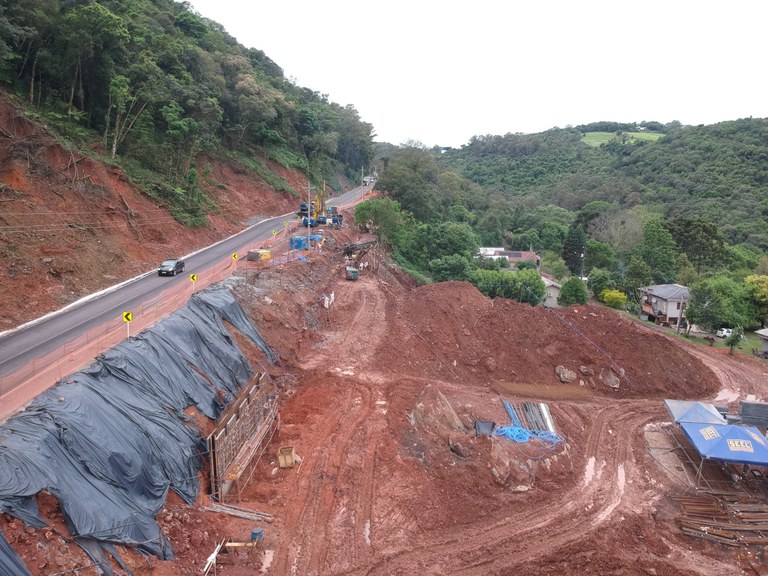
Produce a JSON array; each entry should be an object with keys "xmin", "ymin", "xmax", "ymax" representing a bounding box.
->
[
  {"xmin": 122, "ymin": 311, "xmax": 132, "ymax": 323},
  {"xmin": 232, "ymin": 253, "xmax": 239, "ymax": 260},
  {"xmin": 190, "ymin": 273, "xmax": 198, "ymax": 282},
  {"xmin": 272, "ymin": 229, "xmax": 278, "ymax": 235},
  {"xmin": 283, "ymin": 221, "xmax": 290, "ymax": 227}
]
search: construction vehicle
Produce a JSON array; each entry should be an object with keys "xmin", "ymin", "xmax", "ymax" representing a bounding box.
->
[
  {"xmin": 297, "ymin": 202, "xmax": 313, "ymax": 218},
  {"xmin": 344, "ymin": 267, "xmax": 359, "ymax": 280},
  {"xmin": 343, "ymin": 241, "xmax": 376, "ymax": 258}
]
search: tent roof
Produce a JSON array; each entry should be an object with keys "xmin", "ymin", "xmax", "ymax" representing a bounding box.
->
[
  {"xmin": 664, "ymin": 400, "xmax": 726, "ymax": 425},
  {"xmin": 679, "ymin": 422, "xmax": 768, "ymax": 466}
]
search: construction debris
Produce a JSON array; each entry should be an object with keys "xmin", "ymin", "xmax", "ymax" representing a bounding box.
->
[
  {"xmin": 205, "ymin": 503, "xmax": 274, "ymax": 522},
  {"xmin": 675, "ymin": 494, "xmax": 768, "ymax": 546}
]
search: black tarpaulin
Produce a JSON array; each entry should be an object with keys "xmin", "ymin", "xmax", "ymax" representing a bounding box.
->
[
  {"xmin": 0, "ymin": 530, "xmax": 30, "ymax": 576},
  {"xmin": 0, "ymin": 287, "xmax": 275, "ymax": 571}
]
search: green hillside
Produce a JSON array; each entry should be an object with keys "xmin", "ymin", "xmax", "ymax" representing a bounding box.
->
[
  {"xmin": 440, "ymin": 119, "xmax": 768, "ymax": 251},
  {"xmin": 0, "ymin": 0, "xmax": 374, "ymax": 223},
  {"xmin": 581, "ymin": 131, "xmax": 664, "ymax": 146}
]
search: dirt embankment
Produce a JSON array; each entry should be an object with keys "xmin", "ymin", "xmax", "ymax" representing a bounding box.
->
[
  {"xmin": 3, "ymin": 89, "xmax": 768, "ymax": 576},
  {"xmin": 0, "ymin": 90, "xmax": 308, "ymax": 331}
]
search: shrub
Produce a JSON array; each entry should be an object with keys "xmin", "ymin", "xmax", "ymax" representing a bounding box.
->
[
  {"xmin": 558, "ymin": 278, "xmax": 588, "ymax": 306},
  {"xmin": 600, "ymin": 289, "xmax": 627, "ymax": 310}
]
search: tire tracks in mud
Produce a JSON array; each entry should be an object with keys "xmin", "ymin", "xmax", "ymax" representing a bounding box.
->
[
  {"xmin": 337, "ymin": 402, "xmax": 660, "ymax": 576},
  {"xmin": 271, "ymin": 381, "xmax": 377, "ymax": 575}
]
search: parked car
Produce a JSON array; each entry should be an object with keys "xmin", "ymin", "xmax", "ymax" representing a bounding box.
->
[
  {"xmin": 158, "ymin": 258, "xmax": 185, "ymax": 276},
  {"xmin": 716, "ymin": 328, "xmax": 733, "ymax": 338}
]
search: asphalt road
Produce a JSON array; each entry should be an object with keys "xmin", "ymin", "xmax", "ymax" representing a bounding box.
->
[{"xmin": 0, "ymin": 183, "xmax": 372, "ymax": 377}]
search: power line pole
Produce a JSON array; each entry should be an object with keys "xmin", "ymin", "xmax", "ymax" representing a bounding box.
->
[{"xmin": 306, "ymin": 180, "xmax": 312, "ymax": 251}]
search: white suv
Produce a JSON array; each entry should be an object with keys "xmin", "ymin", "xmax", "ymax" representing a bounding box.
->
[{"xmin": 716, "ymin": 328, "xmax": 733, "ymax": 338}]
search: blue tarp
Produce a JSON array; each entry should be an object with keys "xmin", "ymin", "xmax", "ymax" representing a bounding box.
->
[
  {"xmin": 679, "ymin": 422, "xmax": 768, "ymax": 466},
  {"xmin": 664, "ymin": 400, "xmax": 726, "ymax": 425}
]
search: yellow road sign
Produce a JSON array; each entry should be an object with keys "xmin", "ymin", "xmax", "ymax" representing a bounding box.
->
[
  {"xmin": 190, "ymin": 273, "xmax": 198, "ymax": 282},
  {"xmin": 272, "ymin": 229, "xmax": 278, "ymax": 235},
  {"xmin": 283, "ymin": 221, "xmax": 290, "ymax": 227},
  {"xmin": 122, "ymin": 312, "xmax": 132, "ymax": 323},
  {"xmin": 232, "ymin": 252, "xmax": 239, "ymax": 260}
]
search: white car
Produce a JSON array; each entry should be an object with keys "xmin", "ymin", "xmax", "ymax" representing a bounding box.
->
[{"xmin": 716, "ymin": 328, "xmax": 733, "ymax": 338}]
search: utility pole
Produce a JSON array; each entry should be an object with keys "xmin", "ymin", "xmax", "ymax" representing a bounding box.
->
[{"xmin": 306, "ymin": 180, "xmax": 312, "ymax": 251}]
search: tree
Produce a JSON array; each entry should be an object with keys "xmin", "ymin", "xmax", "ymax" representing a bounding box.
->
[
  {"xmin": 685, "ymin": 275, "xmax": 755, "ymax": 333},
  {"xmin": 354, "ymin": 198, "xmax": 406, "ymax": 246},
  {"xmin": 589, "ymin": 208, "xmax": 644, "ymax": 254},
  {"xmin": 558, "ymin": 278, "xmax": 588, "ymax": 306},
  {"xmin": 665, "ymin": 216, "xmax": 727, "ymax": 273},
  {"xmin": 470, "ymin": 268, "xmax": 545, "ymax": 305},
  {"xmin": 60, "ymin": 3, "xmax": 129, "ymax": 120},
  {"xmin": 588, "ymin": 268, "xmax": 615, "ymax": 299},
  {"xmin": 512, "ymin": 268, "xmax": 547, "ymax": 305},
  {"xmin": 430, "ymin": 255, "xmax": 473, "ymax": 282},
  {"xmin": 562, "ymin": 224, "xmax": 586, "ymax": 276},
  {"xmin": 541, "ymin": 251, "xmax": 569, "ymax": 280},
  {"xmin": 585, "ymin": 238, "xmax": 616, "ymax": 273},
  {"xmin": 684, "ymin": 282, "xmax": 727, "ymax": 333},
  {"xmin": 637, "ymin": 220, "xmax": 677, "ymax": 283},
  {"xmin": 622, "ymin": 256, "xmax": 652, "ymax": 294},
  {"xmin": 725, "ymin": 327, "xmax": 744, "ymax": 356},
  {"xmin": 745, "ymin": 275, "xmax": 768, "ymax": 327},
  {"xmin": 515, "ymin": 260, "xmax": 538, "ymax": 271},
  {"xmin": 675, "ymin": 253, "xmax": 698, "ymax": 288},
  {"xmin": 376, "ymin": 147, "xmax": 439, "ymax": 221}
]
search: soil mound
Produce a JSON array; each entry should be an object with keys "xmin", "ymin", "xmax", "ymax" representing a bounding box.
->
[{"xmin": 384, "ymin": 281, "xmax": 720, "ymax": 399}]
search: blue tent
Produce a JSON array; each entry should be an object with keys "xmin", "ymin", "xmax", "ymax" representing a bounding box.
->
[
  {"xmin": 664, "ymin": 400, "xmax": 726, "ymax": 425},
  {"xmin": 679, "ymin": 421, "xmax": 768, "ymax": 467}
]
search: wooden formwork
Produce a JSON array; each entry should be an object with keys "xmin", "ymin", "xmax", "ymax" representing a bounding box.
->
[{"xmin": 207, "ymin": 373, "xmax": 279, "ymax": 501}]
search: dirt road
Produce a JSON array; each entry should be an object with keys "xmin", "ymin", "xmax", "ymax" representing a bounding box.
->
[{"xmin": 231, "ymin": 246, "xmax": 762, "ymax": 576}]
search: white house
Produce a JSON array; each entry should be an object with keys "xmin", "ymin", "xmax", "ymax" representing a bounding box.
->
[{"xmin": 638, "ymin": 284, "xmax": 690, "ymax": 326}]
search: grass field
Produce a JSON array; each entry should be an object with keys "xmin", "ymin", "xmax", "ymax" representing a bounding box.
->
[{"xmin": 581, "ymin": 131, "xmax": 664, "ymax": 147}]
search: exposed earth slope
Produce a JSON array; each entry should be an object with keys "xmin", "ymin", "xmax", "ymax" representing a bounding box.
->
[{"xmin": 2, "ymin": 93, "xmax": 768, "ymax": 575}]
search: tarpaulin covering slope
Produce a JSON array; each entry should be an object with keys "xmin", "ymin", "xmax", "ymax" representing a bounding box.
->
[
  {"xmin": 679, "ymin": 422, "xmax": 768, "ymax": 466},
  {"xmin": 664, "ymin": 399, "xmax": 726, "ymax": 425},
  {"xmin": 0, "ymin": 531, "xmax": 30, "ymax": 576},
  {"xmin": 0, "ymin": 288, "xmax": 275, "ymax": 571}
]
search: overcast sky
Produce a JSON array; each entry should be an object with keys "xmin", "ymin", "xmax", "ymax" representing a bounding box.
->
[{"xmin": 189, "ymin": 0, "xmax": 768, "ymax": 148}]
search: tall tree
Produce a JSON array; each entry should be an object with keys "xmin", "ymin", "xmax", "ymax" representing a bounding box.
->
[
  {"xmin": 562, "ymin": 224, "xmax": 586, "ymax": 276},
  {"xmin": 665, "ymin": 216, "xmax": 727, "ymax": 272},
  {"xmin": 637, "ymin": 220, "xmax": 677, "ymax": 283},
  {"xmin": 623, "ymin": 256, "xmax": 652, "ymax": 294}
]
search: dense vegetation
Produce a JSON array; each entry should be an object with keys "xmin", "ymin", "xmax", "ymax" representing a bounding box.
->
[
  {"xmin": 0, "ymin": 0, "xmax": 373, "ymax": 223},
  {"xmin": 364, "ymin": 119, "xmax": 768, "ymax": 329}
]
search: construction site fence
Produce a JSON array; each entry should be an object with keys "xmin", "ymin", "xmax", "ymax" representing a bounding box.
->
[{"xmin": 0, "ymin": 221, "xmax": 305, "ymax": 422}]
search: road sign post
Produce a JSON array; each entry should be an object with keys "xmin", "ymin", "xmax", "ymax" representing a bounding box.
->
[{"xmin": 122, "ymin": 311, "xmax": 132, "ymax": 338}]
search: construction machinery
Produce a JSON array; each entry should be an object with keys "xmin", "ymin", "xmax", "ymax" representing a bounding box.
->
[{"xmin": 343, "ymin": 241, "xmax": 376, "ymax": 259}]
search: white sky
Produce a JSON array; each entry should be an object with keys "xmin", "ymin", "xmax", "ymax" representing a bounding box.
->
[{"xmin": 189, "ymin": 0, "xmax": 768, "ymax": 148}]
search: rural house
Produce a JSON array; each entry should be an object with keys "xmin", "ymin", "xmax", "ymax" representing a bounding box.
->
[
  {"xmin": 638, "ymin": 284, "xmax": 690, "ymax": 326},
  {"xmin": 542, "ymin": 277, "xmax": 561, "ymax": 308},
  {"xmin": 477, "ymin": 247, "xmax": 541, "ymax": 268}
]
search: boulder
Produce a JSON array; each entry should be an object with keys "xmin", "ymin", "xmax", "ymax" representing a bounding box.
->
[{"xmin": 555, "ymin": 365, "xmax": 577, "ymax": 383}]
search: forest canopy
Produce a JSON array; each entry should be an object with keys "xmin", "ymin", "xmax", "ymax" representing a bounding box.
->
[{"xmin": 0, "ymin": 0, "xmax": 374, "ymax": 222}]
